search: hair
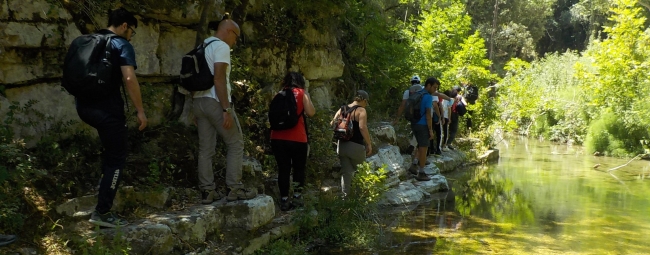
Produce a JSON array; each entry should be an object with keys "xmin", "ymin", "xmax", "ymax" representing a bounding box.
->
[
  {"xmin": 444, "ymin": 89, "xmax": 457, "ymax": 98},
  {"xmin": 282, "ymin": 72, "xmax": 305, "ymax": 89},
  {"xmin": 108, "ymin": 8, "xmax": 138, "ymax": 28},
  {"xmin": 424, "ymin": 77, "xmax": 440, "ymax": 87},
  {"xmin": 411, "ymin": 80, "xmax": 420, "ymax": 85}
]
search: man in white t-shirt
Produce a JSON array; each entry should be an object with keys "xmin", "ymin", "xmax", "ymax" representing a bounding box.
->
[{"xmin": 192, "ymin": 19, "xmax": 256, "ymax": 204}]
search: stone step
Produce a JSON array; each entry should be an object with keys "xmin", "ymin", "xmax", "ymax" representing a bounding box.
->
[
  {"xmin": 100, "ymin": 195, "xmax": 277, "ymax": 254},
  {"xmin": 379, "ymin": 175, "xmax": 449, "ymax": 207},
  {"xmin": 56, "ymin": 186, "xmax": 176, "ymax": 217}
]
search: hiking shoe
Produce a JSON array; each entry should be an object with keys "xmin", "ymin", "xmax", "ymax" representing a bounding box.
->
[
  {"xmin": 201, "ymin": 189, "xmax": 223, "ymax": 204},
  {"xmin": 0, "ymin": 234, "xmax": 17, "ymax": 247},
  {"xmin": 408, "ymin": 164, "xmax": 419, "ymax": 175},
  {"xmin": 227, "ymin": 187, "xmax": 257, "ymax": 201},
  {"xmin": 280, "ymin": 198, "xmax": 294, "ymax": 211},
  {"xmin": 442, "ymin": 147, "xmax": 450, "ymax": 152},
  {"xmin": 89, "ymin": 211, "xmax": 129, "ymax": 228},
  {"xmin": 448, "ymin": 145, "xmax": 455, "ymax": 151},
  {"xmin": 415, "ymin": 173, "xmax": 431, "ymax": 181},
  {"xmin": 426, "ymin": 160, "xmax": 432, "ymax": 165}
]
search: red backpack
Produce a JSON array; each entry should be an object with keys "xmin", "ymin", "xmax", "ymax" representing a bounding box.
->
[{"xmin": 333, "ymin": 105, "xmax": 359, "ymax": 141}]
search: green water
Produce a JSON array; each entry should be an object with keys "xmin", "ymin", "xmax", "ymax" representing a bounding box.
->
[{"xmin": 331, "ymin": 137, "xmax": 650, "ymax": 254}]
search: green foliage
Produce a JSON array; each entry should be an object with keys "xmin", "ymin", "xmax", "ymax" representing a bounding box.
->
[
  {"xmin": 254, "ymin": 238, "xmax": 308, "ymax": 255},
  {"xmin": 75, "ymin": 227, "xmax": 132, "ymax": 255},
  {"xmin": 294, "ymin": 162, "xmax": 388, "ymax": 249}
]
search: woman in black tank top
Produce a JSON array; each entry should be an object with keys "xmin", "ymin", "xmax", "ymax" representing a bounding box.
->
[{"xmin": 330, "ymin": 90, "xmax": 372, "ymax": 197}]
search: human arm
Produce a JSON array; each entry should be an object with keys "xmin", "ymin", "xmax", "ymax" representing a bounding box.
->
[
  {"xmin": 303, "ymin": 91, "xmax": 316, "ymax": 117},
  {"xmin": 330, "ymin": 108, "xmax": 342, "ymax": 127},
  {"xmin": 433, "ymin": 101, "xmax": 441, "ymax": 124},
  {"xmin": 426, "ymin": 107, "xmax": 433, "ymax": 140},
  {"xmin": 213, "ymin": 62, "xmax": 233, "ymax": 129},
  {"xmin": 434, "ymin": 91, "xmax": 451, "ymax": 101},
  {"xmin": 121, "ymin": 66, "xmax": 147, "ymax": 131},
  {"xmin": 358, "ymin": 108, "xmax": 373, "ymax": 156}
]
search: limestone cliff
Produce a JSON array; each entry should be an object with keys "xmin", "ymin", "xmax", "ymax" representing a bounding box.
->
[{"xmin": 0, "ymin": 0, "xmax": 344, "ymax": 143}]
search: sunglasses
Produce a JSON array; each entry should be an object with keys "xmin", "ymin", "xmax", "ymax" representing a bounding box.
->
[{"xmin": 128, "ymin": 26, "xmax": 136, "ymax": 36}]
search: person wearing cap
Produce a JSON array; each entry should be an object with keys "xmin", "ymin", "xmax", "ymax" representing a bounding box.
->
[
  {"xmin": 446, "ymin": 85, "xmax": 467, "ymax": 150},
  {"xmin": 330, "ymin": 90, "xmax": 372, "ymax": 197},
  {"xmin": 394, "ymin": 76, "xmax": 426, "ymax": 168}
]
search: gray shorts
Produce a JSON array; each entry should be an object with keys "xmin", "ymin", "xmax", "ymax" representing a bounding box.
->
[{"xmin": 411, "ymin": 124, "xmax": 430, "ymax": 148}]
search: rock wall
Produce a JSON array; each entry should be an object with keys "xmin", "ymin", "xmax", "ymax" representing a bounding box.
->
[{"xmin": 0, "ymin": 0, "xmax": 345, "ymax": 143}]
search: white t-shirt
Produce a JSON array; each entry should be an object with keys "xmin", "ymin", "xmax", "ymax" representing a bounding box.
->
[
  {"xmin": 193, "ymin": 37, "xmax": 232, "ymax": 103},
  {"xmin": 442, "ymin": 99, "xmax": 453, "ymax": 118}
]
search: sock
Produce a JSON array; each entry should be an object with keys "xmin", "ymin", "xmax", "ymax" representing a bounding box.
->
[
  {"xmin": 281, "ymin": 197, "xmax": 288, "ymax": 201},
  {"xmin": 413, "ymin": 159, "xmax": 419, "ymax": 165}
]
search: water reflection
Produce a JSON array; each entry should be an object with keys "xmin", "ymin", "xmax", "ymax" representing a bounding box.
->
[{"xmin": 321, "ymin": 137, "xmax": 650, "ymax": 254}]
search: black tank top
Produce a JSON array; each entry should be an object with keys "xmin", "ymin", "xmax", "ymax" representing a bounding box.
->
[{"xmin": 349, "ymin": 106, "xmax": 365, "ymax": 146}]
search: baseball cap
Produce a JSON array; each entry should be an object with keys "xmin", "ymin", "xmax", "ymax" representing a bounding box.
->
[
  {"xmin": 411, "ymin": 75, "xmax": 421, "ymax": 83},
  {"xmin": 356, "ymin": 90, "xmax": 370, "ymax": 104}
]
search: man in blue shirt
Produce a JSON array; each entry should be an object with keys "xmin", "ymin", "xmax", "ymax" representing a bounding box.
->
[
  {"xmin": 75, "ymin": 8, "xmax": 147, "ymax": 228},
  {"xmin": 410, "ymin": 77, "xmax": 441, "ymax": 181}
]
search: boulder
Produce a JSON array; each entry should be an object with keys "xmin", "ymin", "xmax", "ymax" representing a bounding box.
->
[
  {"xmin": 103, "ymin": 222, "xmax": 174, "ymax": 255},
  {"xmin": 365, "ymin": 145, "xmax": 405, "ymax": 176},
  {"xmin": 130, "ymin": 20, "xmax": 161, "ymax": 75},
  {"xmin": 242, "ymin": 232, "xmax": 270, "ymax": 255},
  {"xmin": 310, "ymin": 86, "xmax": 332, "ymax": 110},
  {"xmin": 7, "ymin": 0, "xmax": 71, "ymax": 20},
  {"xmin": 478, "ymin": 149, "xmax": 499, "ymax": 164},
  {"xmin": 370, "ymin": 123, "xmax": 397, "ymax": 146},
  {"xmin": 1, "ymin": 0, "xmax": 8, "ymax": 20},
  {"xmin": 128, "ymin": 0, "xmax": 223, "ymax": 25},
  {"xmin": 0, "ymin": 22, "xmax": 49, "ymax": 47},
  {"xmin": 147, "ymin": 204, "xmax": 223, "ymax": 244},
  {"xmin": 222, "ymin": 195, "xmax": 275, "ymax": 230},
  {"xmin": 291, "ymin": 47, "xmax": 344, "ymax": 80},
  {"xmin": 429, "ymin": 149, "xmax": 467, "ymax": 173},
  {"xmin": 379, "ymin": 182, "xmax": 425, "ymax": 206},
  {"xmin": 63, "ymin": 23, "xmax": 82, "ymax": 47},
  {"xmin": 159, "ymin": 25, "xmax": 196, "ymax": 75},
  {"xmin": 247, "ymin": 46, "xmax": 287, "ymax": 79},
  {"xmin": 413, "ymin": 174, "xmax": 448, "ymax": 193},
  {"xmin": 55, "ymin": 195, "xmax": 97, "ymax": 217},
  {"xmin": 301, "ymin": 24, "xmax": 337, "ymax": 47}
]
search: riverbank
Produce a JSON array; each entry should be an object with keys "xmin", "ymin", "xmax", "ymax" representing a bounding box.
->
[{"xmin": 0, "ymin": 124, "xmax": 495, "ymax": 255}]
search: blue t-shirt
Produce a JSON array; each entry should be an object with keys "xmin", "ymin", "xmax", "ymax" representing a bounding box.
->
[
  {"xmin": 76, "ymin": 29, "xmax": 137, "ymax": 116},
  {"xmin": 416, "ymin": 89, "xmax": 433, "ymax": 125}
]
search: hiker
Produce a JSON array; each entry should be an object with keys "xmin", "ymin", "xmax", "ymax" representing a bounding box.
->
[
  {"xmin": 331, "ymin": 90, "xmax": 372, "ymax": 197},
  {"xmin": 410, "ymin": 77, "xmax": 444, "ymax": 181},
  {"xmin": 441, "ymin": 89, "xmax": 455, "ymax": 151},
  {"xmin": 192, "ymin": 18, "xmax": 256, "ymax": 204},
  {"xmin": 428, "ymin": 83, "xmax": 443, "ymax": 156},
  {"xmin": 68, "ymin": 8, "xmax": 147, "ymax": 228},
  {"xmin": 446, "ymin": 85, "xmax": 468, "ymax": 150},
  {"xmin": 0, "ymin": 234, "xmax": 17, "ymax": 247},
  {"xmin": 394, "ymin": 76, "xmax": 427, "ymax": 167},
  {"xmin": 270, "ymin": 72, "xmax": 315, "ymax": 211}
]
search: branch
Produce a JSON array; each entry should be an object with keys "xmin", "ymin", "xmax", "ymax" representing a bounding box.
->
[{"xmin": 638, "ymin": 0, "xmax": 650, "ymax": 12}]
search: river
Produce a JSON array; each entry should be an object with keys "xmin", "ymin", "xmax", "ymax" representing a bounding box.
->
[{"xmin": 322, "ymin": 137, "xmax": 650, "ymax": 254}]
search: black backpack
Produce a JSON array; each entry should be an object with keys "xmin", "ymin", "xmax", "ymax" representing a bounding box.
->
[
  {"xmin": 465, "ymin": 84, "xmax": 479, "ymax": 104},
  {"xmin": 333, "ymin": 105, "xmax": 359, "ymax": 141},
  {"xmin": 404, "ymin": 90, "xmax": 426, "ymax": 123},
  {"xmin": 179, "ymin": 40, "xmax": 219, "ymax": 91},
  {"xmin": 62, "ymin": 33, "xmax": 117, "ymax": 99},
  {"xmin": 269, "ymin": 87, "xmax": 303, "ymax": 130}
]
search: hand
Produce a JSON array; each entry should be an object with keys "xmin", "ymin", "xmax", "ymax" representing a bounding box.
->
[
  {"xmin": 429, "ymin": 130, "xmax": 434, "ymax": 140},
  {"xmin": 366, "ymin": 144, "xmax": 372, "ymax": 156},
  {"xmin": 136, "ymin": 111, "xmax": 148, "ymax": 131},
  {"xmin": 222, "ymin": 112, "xmax": 233, "ymax": 129}
]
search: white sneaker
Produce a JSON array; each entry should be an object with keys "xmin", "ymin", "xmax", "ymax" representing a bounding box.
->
[{"xmin": 442, "ymin": 147, "xmax": 450, "ymax": 152}]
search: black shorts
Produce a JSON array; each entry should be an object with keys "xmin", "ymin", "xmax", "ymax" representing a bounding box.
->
[{"xmin": 411, "ymin": 124, "xmax": 430, "ymax": 148}]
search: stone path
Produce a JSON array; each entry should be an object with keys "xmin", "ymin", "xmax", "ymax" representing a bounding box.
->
[{"xmin": 52, "ymin": 124, "xmax": 496, "ymax": 254}]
